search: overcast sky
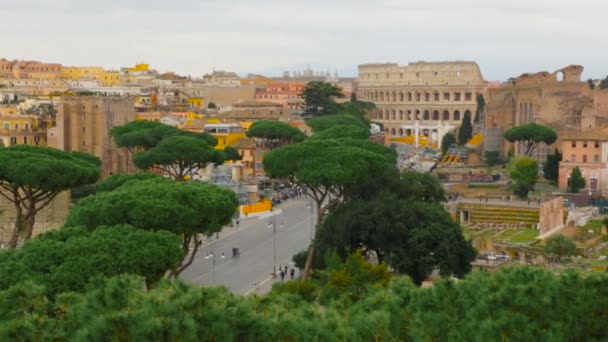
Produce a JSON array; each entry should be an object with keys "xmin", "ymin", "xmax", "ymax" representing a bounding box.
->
[{"xmin": 2, "ymin": 0, "xmax": 606, "ymax": 81}]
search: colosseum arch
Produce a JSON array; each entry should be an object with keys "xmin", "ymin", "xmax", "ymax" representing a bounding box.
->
[
  {"xmin": 398, "ymin": 128, "xmax": 404, "ymax": 136},
  {"xmin": 407, "ymin": 92, "xmax": 413, "ymax": 102},
  {"xmin": 433, "ymin": 110, "xmax": 440, "ymax": 120},
  {"xmin": 391, "ymin": 128, "xmax": 396, "ymax": 135},
  {"xmin": 415, "ymin": 110, "xmax": 421, "ymax": 120},
  {"xmin": 423, "ymin": 110, "xmax": 430, "ymax": 120},
  {"xmin": 398, "ymin": 109, "xmax": 404, "ymax": 121},
  {"xmin": 391, "ymin": 91, "xmax": 396, "ymax": 102},
  {"xmin": 399, "ymin": 91, "xmax": 404, "ymax": 102},
  {"xmin": 391, "ymin": 109, "xmax": 396, "ymax": 120},
  {"xmin": 443, "ymin": 110, "xmax": 450, "ymax": 121},
  {"xmin": 453, "ymin": 110, "xmax": 461, "ymax": 121},
  {"xmin": 406, "ymin": 110, "xmax": 412, "ymax": 120}
]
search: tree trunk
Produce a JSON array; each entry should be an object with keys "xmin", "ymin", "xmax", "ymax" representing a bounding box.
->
[
  {"xmin": 301, "ymin": 199, "xmax": 326, "ymax": 281},
  {"xmin": 170, "ymin": 234, "xmax": 200, "ymax": 278},
  {"xmin": 8, "ymin": 207, "xmax": 23, "ymax": 248}
]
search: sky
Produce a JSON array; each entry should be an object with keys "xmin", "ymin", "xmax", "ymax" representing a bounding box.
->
[{"xmin": 2, "ymin": 0, "xmax": 606, "ymax": 81}]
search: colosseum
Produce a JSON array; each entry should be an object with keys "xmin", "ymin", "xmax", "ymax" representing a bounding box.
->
[{"xmin": 357, "ymin": 61, "xmax": 486, "ymax": 146}]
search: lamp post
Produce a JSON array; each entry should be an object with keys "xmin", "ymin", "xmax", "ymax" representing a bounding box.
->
[
  {"xmin": 204, "ymin": 244, "xmax": 225, "ymax": 284},
  {"xmin": 268, "ymin": 214, "xmax": 284, "ymax": 277},
  {"xmin": 306, "ymin": 201, "xmax": 314, "ymax": 241}
]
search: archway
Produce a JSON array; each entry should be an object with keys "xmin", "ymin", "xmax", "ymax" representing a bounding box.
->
[
  {"xmin": 453, "ymin": 110, "xmax": 461, "ymax": 121},
  {"xmin": 423, "ymin": 110, "xmax": 430, "ymax": 120},
  {"xmin": 443, "ymin": 110, "xmax": 450, "ymax": 121},
  {"xmin": 433, "ymin": 110, "xmax": 440, "ymax": 120}
]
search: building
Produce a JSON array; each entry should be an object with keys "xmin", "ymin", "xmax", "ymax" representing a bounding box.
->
[
  {"xmin": 61, "ymin": 66, "xmax": 121, "ymax": 86},
  {"xmin": 202, "ymin": 71, "xmax": 240, "ymax": 85},
  {"xmin": 255, "ymin": 82, "xmax": 306, "ymax": 110},
  {"xmin": 0, "ymin": 108, "xmax": 46, "ymax": 147},
  {"xmin": 48, "ymin": 96, "xmax": 135, "ymax": 177},
  {"xmin": 0, "ymin": 59, "xmax": 62, "ymax": 79},
  {"xmin": 221, "ymin": 101, "xmax": 287, "ymax": 121},
  {"xmin": 484, "ymin": 65, "xmax": 594, "ymax": 162},
  {"xmin": 558, "ymin": 130, "xmax": 608, "ymax": 193},
  {"xmin": 357, "ymin": 61, "xmax": 486, "ymax": 147},
  {"xmin": 232, "ymin": 137, "xmax": 269, "ymax": 178},
  {"xmin": 203, "ymin": 123, "xmax": 245, "ymax": 149}
]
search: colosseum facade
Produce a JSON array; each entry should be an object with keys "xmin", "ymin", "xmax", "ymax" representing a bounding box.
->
[{"xmin": 357, "ymin": 61, "xmax": 486, "ymax": 146}]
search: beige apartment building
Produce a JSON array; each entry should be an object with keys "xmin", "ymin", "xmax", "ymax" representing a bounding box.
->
[
  {"xmin": 558, "ymin": 130, "xmax": 608, "ymax": 193},
  {"xmin": 48, "ymin": 96, "xmax": 135, "ymax": 177},
  {"xmin": 357, "ymin": 61, "xmax": 486, "ymax": 146}
]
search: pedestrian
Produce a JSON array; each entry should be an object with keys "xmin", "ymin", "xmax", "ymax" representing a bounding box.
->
[
  {"xmin": 284, "ymin": 265, "xmax": 288, "ymax": 274},
  {"xmin": 236, "ymin": 219, "xmax": 240, "ymax": 228},
  {"xmin": 280, "ymin": 270, "xmax": 285, "ymax": 282},
  {"xmin": 290, "ymin": 268, "xmax": 295, "ymax": 280}
]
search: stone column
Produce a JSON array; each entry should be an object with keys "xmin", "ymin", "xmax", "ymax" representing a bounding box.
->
[{"xmin": 414, "ymin": 121, "xmax": 420, "ymax": 148}]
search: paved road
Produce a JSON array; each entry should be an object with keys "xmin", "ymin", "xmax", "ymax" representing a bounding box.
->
[{"xmin": 180, "ymin": 198, "xmax": 314, "ymax": 294}]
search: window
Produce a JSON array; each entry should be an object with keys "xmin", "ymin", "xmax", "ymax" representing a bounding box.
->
[
  {"xmin": 572, "ymin": 141, "xmax": 576, "ymax": 148},
  {"xmin": 415, "ymin": 93, "xmax": 421, "ymax": 101},
  {"xmin": 256, "ymin": 149, "xmax": 263, "ymax": 156},
  {"xmin": 465, "ymin": 92, "xmax": 472, "ymax": 101},
  {"xmin": 594, "ymin": 155, "xmax": 600, "ymax": 163},
  {"xmin": 10, "ymin": 137, "xmax": 16, "ymax": 145},
  {"xmin": 23, "ymin": 136, "xmax": 27, "ymax": 144},
  {"xmin": 443, "ymin": 92, "xmax": 450, "ymax": 101},
  {"xmin": 434, "ymin": 92, "xmax": 439, "ymax": 101},
  {"xmin": 571, "ymin": 154, "xmax": 576, "ymax": 162},
  {"xmin": 583, "ymin": 141, "xmax": 588, "ymax": 148},
  {"xmin": 425, "ymin": 93, "xmax": 430, "ymax": 101},
  {"xmin": 595, "ymin": 141, "xmax": 600, "ymax": 148},
  {"xmin": 583, "ymin": 155, "xmax": 588, "ymax": 163},
  {"xmin": 82, "ymin": 127, "xmax": 86, "ymax": 133}
]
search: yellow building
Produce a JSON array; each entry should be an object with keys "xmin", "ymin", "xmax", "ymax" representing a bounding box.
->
[
  {"xmin": 0, "ymin": 112, "xmax": 46, "ymax": 147},
  {"xmin": 203, "ymin": 123, "xmax": 246, "ymax": 149},
  {"xmin": 188, "ymin": 97, "xmax": 204, "ymax": 108},
  {"xmin": 61, "ymin": 66, "xmax": 121, "ymax": 86},
  {"xmin": 129, "ymin": 63, "xmax": 150, "ymax": 72}
]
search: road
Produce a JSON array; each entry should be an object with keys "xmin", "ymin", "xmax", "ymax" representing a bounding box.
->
[{"xmin": 180, "ymin": 198, "xmax": 314, "ymax": 294}]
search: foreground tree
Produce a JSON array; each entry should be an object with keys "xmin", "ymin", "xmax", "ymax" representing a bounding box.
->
[
  {"xmin": 64, "ymin": 178, "xmax": 238, "ymax": 277},
  {"xmin": 133, "ymin": 136, "xmax": 224, "ymax": 181},
  {"xmin": 302, "ymin": 81, "xmax": 344, "ymax": 116},
  {"xmin": 567, "ymin": 166, "xmax": 586, "ymax": 193},
  {"xmin": 264, "ymin": 139, "xmax": 396, "ymax": 280},
  {"xmin": 508, "ymin": 156, "xmax": 539, "ymax": 199},
  {"xmin": 543, "ymin": 149, "xmax": 562, "ymax": 183},
  {"xmin": 307, "ymin": 114, "xmax": 369, "ymax": 132},
  {"xmin": 0, "ymin": 225, "xmax": 181, "ymax": 294},
  {"xmin": 457, "ymin": 111, "xmax": 473, "ymax": 145},
  {"xmin": 504, "ymin": 123, "xmax": 557, "ymax": 156},
  {"xmin": 544, "ymin": 234, "xmax": 576, "ymax": 261},
  {"xmin": 245, "ymin": 120, "xmax": 306, "ymax": 148},
  {"xmin": 0, "ymin": 146, "xmax": 101, "ymax": 248}
]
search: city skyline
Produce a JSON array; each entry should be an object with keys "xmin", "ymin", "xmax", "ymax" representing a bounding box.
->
[{"xmin": 3, "ymin": 0, "xmax": 607, "ymax": 81}]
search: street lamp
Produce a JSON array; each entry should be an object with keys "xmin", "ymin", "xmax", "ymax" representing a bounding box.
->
[
  {"xmin": 268, "ymin": 214, "xmax": 284, "ymax": 277},
  {"xmin": 306, "ymin": 201, "xmax": 314, "ymax": 241},
  {"xmin": 204, "ymin": 244, "xmax": 225, "ymax": 284}
]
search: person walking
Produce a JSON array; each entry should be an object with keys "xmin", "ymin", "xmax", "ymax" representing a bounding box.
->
[
  {"xmin": 280, "ymin": 270, "xmax": 285, "ymax": 282},
  {"xmin": 290, "ymin": 268, "xmax": 295, "ymax": 280}
]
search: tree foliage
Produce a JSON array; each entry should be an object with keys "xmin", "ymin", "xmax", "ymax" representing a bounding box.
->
[
  {"xmin": 441, "ymin": 132, "xmax": 456, "ymax": 155},
  {"xmin": 504, "ymin": 123, "xmax": 557, "ymax": 156},
  {"xmin": 568, "ymin": 166, "xmax": 586, "ymax": 193},
  {"xmin": 458, "ymin": 111, "xmax": 473, "ymax": 145},
  {"xmin": 544, "ymin": 234, "xmax": 576, "ymax": 260},
  {"xmin": 543, "ymin": 149, "xmax": 562, "ymax": 183},
  {"xmin": 0, "ymin": 145, "xmax": 101, "ymax": 248},
  {"xmin": 474, "ymin": 93, "xmax": 485, "ymax": 123},
  {"xmin": 600, "ymin": 76, "xmax": 608, "ymax": 89},
  {"xmin": 64, "ymin": 178, "xmax": 239, "ymax": 276},
  {"xmin": 0, "ymin": 225, "xmax": 181, "ymax": 295},
  {"xmin": 263, "ymin": 138, "xmax": 396, "ymax": 279},
  {"xmin": 302, "ymin": 81, "xmax": 344, "ymax": 116},
  {"xmin": 317, "ymin": 171, "xmax": 473, "ymax": 285},
  {"xmin": 133, "ymin": 136, "xmax": 224, "ymax": 181},
  {"xmin": 2, "ymin": 266, "xmax": 607, "ymax": 340},
  {"xmin": 223, "ymin": 146, "xmax": 242, "ymax": 161},
  {"xmin": 309, "ymin": 125, "xmax": 370, "ymax": 141},
  {"xmin": 307, "ymin": 114, "xmax": 370, "ymax": 132},
  {"xmin": 508, "ymin": 156, "xmax": 539, "ymax": 198},
  {"xmin": 245, "ymin": 120, "xmax": 306, "ymax": 148},
  {"xmin": 111, "ymin": 120, "xmax": 216, "ymax": 155}
]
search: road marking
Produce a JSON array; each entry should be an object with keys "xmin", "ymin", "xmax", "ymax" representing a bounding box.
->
[{"xmin": 244, "ymin": 274, "xmax": 275, "ymax": 296}]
